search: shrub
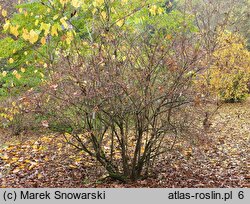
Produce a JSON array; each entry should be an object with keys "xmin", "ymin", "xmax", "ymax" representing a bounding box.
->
[
  {"xmin": 1, "ymin": 0, "xmax": 211, "ymax": 181},
  {"xmin": 36, "ymin": 8, "xmax": 209, "ymax": 181}
]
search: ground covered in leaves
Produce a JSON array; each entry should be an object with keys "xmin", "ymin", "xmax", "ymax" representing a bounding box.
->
[{"xmin": 0, "ymin": 100, "xmax": 249, "ymax": 188}]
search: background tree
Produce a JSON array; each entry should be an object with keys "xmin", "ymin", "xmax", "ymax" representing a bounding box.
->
[
  {"xmin": 208, "ymin": 31, "xmax": 250, "ymax": 101},
  {"xmin": 181, "ymin": 0, "xmax": 250, "ymax": 100}
]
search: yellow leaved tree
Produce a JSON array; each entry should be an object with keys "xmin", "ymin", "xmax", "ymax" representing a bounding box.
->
[{"xmin": 209, "ymin": 31, "xmax": 250, "ymax": 102}]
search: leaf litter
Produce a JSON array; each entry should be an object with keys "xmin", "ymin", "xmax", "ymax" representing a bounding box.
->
[{"xmin": 0, "ymin": 100, "xmax": 249, "ymax": 187}]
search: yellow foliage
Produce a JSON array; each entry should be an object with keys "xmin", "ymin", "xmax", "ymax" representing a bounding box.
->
[
  {"xmin": 40, "ymin": 22, "xmax": 51, "ymax": 36},
  {"xmin": 1, "ymin": 9, "xmax": 7, "ymax": 17},
  {"xmin": 100, "ymin": 11, "xmax": 107, "ymax": 20},
  {"xmin": 116, "ymin": 19, "xmax": 124, "ymax": 27},
  {"xmin": 35, "ymin": 19, "xmax": 39, "ymax": 26},
  {"xmin": 158, "ymin": 7, "xmax": 164, "ymax": 15},
  {"xmin": 22, "ymin": 28, "xmax": 30, "ymax": 41},
  {"xmin": 53, "ymin": 15, "xmax": 59, "ymax": 20},
  {"xmin": 2, "ymin": 71, "xmax": 7, "ymax": 77},
  {"xmin": 15, "ymin": 73, "xmax": 22, "ymax": 80},
  {"xmin": 71, "ymin": 0, "xmax": 83, "ymax": 8},
  {"xmin": 66, "ymin": 31, "xmax": 74, "ymax": 44},
  {"xmin": 29, "ymin": 30, "xmax": 39, "ymax": 44},
  {"xmin": 8, "ymin": 58, "xmax": 14, "ymax": 64},
  {"xmin": 10, "ymin": 25, "xmax": 20, "ymax": 37},
  {"xmin": 60, "ymin": 17, "xmax": 69, "ymax": 29},
  {"xmin": 93, "ymin": 0, "xmax": 104, "ymax": 7},
  {"xmin": 149, "ymin": 5, "xmax": 158, "ymax": 16},
  {"xmin": 21, "ymin": 67, "xmax": 26, "ymax": 73},
  {"xmin": 203, "ymin": 32, "xmax": 250, "ymax": 101},
  {"xmin": 3, "ymin": 20, "xmax": 10, "ymax": 31},
  {"xmin": 41, "ymin": 37, "xmax": 46, "ymax": 45},
  {"xmin": 121, "ymin": 0, "xmax": 128, "ymax": 5},
  {"xmin": 51, "ymin": 23, "xmax": 61, "ymax": 36},
  {"xmin": 0, "ymin": 102, "xmax": 20, "ymax": 123},
  {"xmin": 22, "ymin": 29, "xmax": 40, "ymax": 44}
]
